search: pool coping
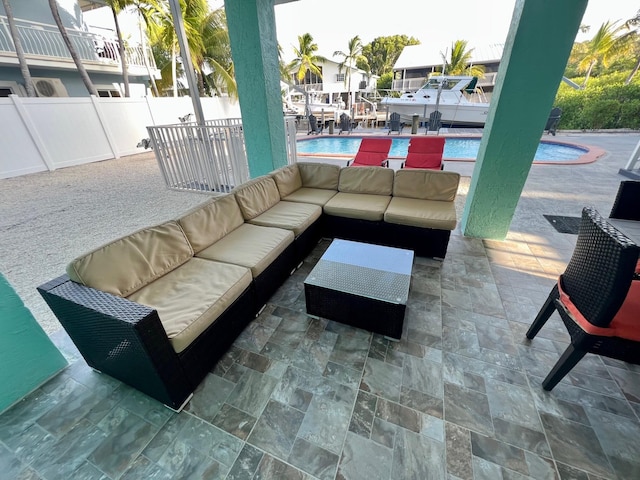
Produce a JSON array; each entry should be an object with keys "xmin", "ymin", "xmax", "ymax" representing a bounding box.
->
[{"xmin": 296, "ymin": 134, "xmax": 606, "ymax": 165}]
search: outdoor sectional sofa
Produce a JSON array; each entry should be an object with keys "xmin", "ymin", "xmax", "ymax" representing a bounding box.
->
[{"xmin": 38, "ymin": 162, "xmax": 460, "ymax": 409}]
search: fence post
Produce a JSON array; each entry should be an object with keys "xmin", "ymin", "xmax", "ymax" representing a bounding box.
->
[{"xmin": 90, "ymin": 95, "xmax": 119, "ymax": 159}]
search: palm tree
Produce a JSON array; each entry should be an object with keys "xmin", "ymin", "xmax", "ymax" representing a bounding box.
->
[
  {"xmin": 287, "ymin": 33, "xmax": 326, "ymax": 85},
  {"xmin": 577, "ymin": 21, "xmax": 627, "ymax": 88},
  {"xmin": 105, "ymin": 0, "xmax": 131, "ymax": 97},
  {"xmin": 2, "ymin": 0, "xmax": 35, "ymax": 96},
  {"xmin": 194, "ymin": 7, "xmax": 236, "ymax": 97},
  {"xmin": 623, "ymin": 10, "xmax": 640, "ymax": 84},
  {"xmin": 334, "ymin": 36, "xmax": 367, "ymax": 111},
  {"xmin": 444, "ymin": 40, "xmax": 485, "ymax": 77},
  {"xmin": 48, "ymin": 0, "xmax": 98, "ymax": 95}
]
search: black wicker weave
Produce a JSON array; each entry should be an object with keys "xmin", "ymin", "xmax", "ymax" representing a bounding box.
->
[
  {"xmin": 610, "ymin": 180, "xmax": 640, "ymax": 221},
  {"xmin": 526, "ymin": 206, "xmax": 640, "ymax": 391},
  {"xmin": 38, "ymin": 275, "xmax": 256, "ymax": 410}
]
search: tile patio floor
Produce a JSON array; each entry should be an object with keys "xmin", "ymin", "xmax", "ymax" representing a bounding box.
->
[{"xmin": 2, "ymin": 133, "xmax": 640, "ymax": 479}]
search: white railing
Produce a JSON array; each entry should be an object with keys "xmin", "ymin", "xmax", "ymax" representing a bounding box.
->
[
  {"xmin": 147, "ymin": 119, "xmax": 248, "ymax": 194},
  {"xmin": 284, "ymin": 117, "xmax": 298, "ymax": 165},
  {"xmin": 0, "ymin": 16, "xmax": 156, "ymax": 69},
  {"xmin": 147, "ymin": 117, "xmax": 298, "ymax": 194}
]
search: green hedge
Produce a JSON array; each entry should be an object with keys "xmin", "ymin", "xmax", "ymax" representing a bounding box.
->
[{"xmin": 554, "ymin": 73, "xmax": 640, "ymax": 130}]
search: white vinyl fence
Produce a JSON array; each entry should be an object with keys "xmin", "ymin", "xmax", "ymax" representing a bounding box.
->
[{"xmin": 0, "ymin": 95, "xmax": 241, "ymax": 179}]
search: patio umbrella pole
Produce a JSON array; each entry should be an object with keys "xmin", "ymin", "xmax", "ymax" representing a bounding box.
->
[{"xmin": 167, "ymin": 0, "xmax": 206, "ymax": 126}]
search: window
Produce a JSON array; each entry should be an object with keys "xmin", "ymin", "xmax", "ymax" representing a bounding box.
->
[
  {"xmin": 0, "ymin": 81, "xmax": 26, "ymax": 97},
  {"xmin": 336, "ymin": 73, "xmax": 345, "ymax": 82}
]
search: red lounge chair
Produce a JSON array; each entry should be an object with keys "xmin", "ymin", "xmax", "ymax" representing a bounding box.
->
[
  {"xmin": 348, "ymin": 138, "xmax": 393, "ymax": 167},
  {"xmin": 402, "ymin": 136, "xmax": 446, "ymax": 170}
]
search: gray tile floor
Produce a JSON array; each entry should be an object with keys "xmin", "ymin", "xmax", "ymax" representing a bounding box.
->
[{"xmin": 2, "ymin": 132, "xmax": 640, "ymax": 479}]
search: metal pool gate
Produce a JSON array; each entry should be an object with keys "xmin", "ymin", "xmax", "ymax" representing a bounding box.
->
[{"xmin": 147, "ymin": 118, "xmax": 298, "ymax": 194}]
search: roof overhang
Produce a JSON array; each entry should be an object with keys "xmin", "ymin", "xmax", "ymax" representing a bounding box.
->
[{"xmin": 79, "ymin": 1, "xmax": 107, "ymax": 12}]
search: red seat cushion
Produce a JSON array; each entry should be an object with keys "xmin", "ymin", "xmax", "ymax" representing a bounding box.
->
[{"xmin": 558, "ymin": 278, "xmax": 640, "ymax": 341}]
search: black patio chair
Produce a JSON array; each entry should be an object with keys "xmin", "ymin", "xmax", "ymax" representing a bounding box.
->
[
  {"xmin": 388, "ymin": 112, "xmax": 404, "ymax": 134},
  {"xmin": 426, "ymin": 110, "xmax": 442, "ymax": 132},
  {"xmin": 610, "ymin": 180, "xmax": 640, "ymax": 221},
  {"xmin": 526, "ymin": 206, "xmax": 640, "ymax": 391},
  {"xmin": 308, "ymin": 114, "xmax": 323, "ymax": 135},
  {"xmin": 338, "ymin": 113, "xmax": 351, "ymax": 135},
  {"xmin": 545, "ymin": 107, "xmax": 562, "ymax": 136}
]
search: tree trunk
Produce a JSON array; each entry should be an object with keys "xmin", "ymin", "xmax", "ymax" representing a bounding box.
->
[
  {"xmin": 138, "ymin": 13, "xmax": 159, "ymax": 97},
  {"xmin": 2, "ymin": 0, "xmax": 35, "ymax": 96},
  {"xmin": 48, "ymin": 0, "xmax": 98, "ymax": 96},
  {"xmin": 625, "ymin": 57, "xmax": 640, "ymax": 85},
  {"xmin": 111, "ymin": 5, "xmax": 130, "ymax": 97},
  {"xmin": 172, "ymin": 44, "xmax": 178, "ymax": 97},
  {"xmin": 582, "ymin": 61, "xmax": 595, "ymax": 89}
]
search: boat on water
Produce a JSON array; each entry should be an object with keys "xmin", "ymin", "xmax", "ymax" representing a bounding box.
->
[{"xmin": 381, "ymin": 75, "xmax": 490, "ymax": 127}]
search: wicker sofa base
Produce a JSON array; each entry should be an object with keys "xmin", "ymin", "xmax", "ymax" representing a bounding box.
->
[{"xmin": 323, "ymin": 214, "xmax": 452, "ymax": 258}]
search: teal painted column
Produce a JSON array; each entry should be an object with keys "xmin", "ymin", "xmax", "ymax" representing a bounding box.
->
[
  {"xmin": 461, "ymin": 0, "xmax": 587, "ymax": 239},
  {"xmin": 224, "ymin": 0, "xmax": 287, "ymax": 178},
  {"xmin": 0, "ymin": 274, "xmax": 67, "ymax": 413}
]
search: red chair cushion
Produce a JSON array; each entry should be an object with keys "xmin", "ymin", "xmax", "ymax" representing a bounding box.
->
[
  {"xmin": 352, "ymin": 152, "xmax": 387, "ymax": 166},
  {"xmin": 404, "ymin": 153, "xmax": 443, "ymax": 169},
  {"xmin": 558, "ymin": 278, "xmax": 640, "ymax": 341}
]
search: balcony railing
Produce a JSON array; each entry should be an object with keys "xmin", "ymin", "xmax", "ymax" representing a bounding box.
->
[{"xmin": 0, "ymin": 16, "xmax": 156, "ymax": 70}]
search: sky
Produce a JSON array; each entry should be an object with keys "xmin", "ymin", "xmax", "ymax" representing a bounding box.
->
[
  {"xmin": 84, "ymin": 1, "xmax": 638, "ymax": 62},
  {"xmin": 272, "ymin": 0, "xmax": 639, "ymax": 61}
]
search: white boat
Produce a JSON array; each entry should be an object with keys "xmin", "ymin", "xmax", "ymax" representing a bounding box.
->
[{"xmin": 381, "ymin": 76, "xmax": 490, "ymax": 127}]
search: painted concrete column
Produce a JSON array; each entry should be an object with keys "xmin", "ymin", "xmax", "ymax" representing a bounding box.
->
[
  {"xmin": 461, "ymin": 0, "xmax": 587, "ymax": 239},
  {"xmin": 224, "ymin": 0, "xmax": 287, "ymax": 178},
  {"xmin": 0, "ymin": 273, "xmax": 67, "ymax": 413}
]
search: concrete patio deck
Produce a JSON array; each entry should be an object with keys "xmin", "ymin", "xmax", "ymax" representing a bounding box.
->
[{"xmin": 1, "ymin": 132, "xmax": 640, "ymax": 479}]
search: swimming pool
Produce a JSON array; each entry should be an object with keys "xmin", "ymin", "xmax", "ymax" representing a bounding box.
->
[{"xmin": 297, "ymin": 136, "xmax": 591, "ymax": 163}]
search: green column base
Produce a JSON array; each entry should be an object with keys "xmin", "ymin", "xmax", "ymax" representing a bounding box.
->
[{"xmin": 0, "ymin": 274, "xmax": 67, "ymax": 413}]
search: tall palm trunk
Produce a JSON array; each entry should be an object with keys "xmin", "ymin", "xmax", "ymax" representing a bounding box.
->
[
  {"xmin": 48, "ymin": 0, "xmax": 98, "ymax": 96},
  {"xmin": 110, "ymin": 5, "xmax": 130, "ymax": 97},
  {"xmin": 2, "ymin": 0, "xmax": 35, "ymax": 96},
  {"xmin": 625, "ymin": 57, "xmax": 640, "ymax": 85},
  {"xmin": 138, "ymin": 13, "xmax": 159, "ymax": 96},
  {"xmin": 172, "ymin": 43, "xmax": 178, "ymax": 97}
]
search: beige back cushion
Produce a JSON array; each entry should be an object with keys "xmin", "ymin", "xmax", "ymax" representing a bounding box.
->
[
  {"xmin": 338, "ymin": 166, "xmax": 394, "ymax": 195},
  {"xmin": 66, "ymin": 221, "xmax": 193, "ymax": 297},
  {"xmin": 298, "ymin": 162, "xmax": 341, "ymax": 189},
  {"xmin": 271, "ymin": 164, "xmax": 303, "ymax": 198},
  {"xmin": 393, "ymin": 169, "xmax": 460, "ymax": 201},
  {"xmin": 177, "ymin": 194, "xmax": 244, "ymax": 253},
  {"xmin": 233, "ymin": 176, "xmax": 281, "ymax": 220}
]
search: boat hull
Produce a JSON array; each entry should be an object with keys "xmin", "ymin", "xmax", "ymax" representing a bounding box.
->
[{"xmin": 381, "ymin": 100, "xmax": 490, "ymax": 127}]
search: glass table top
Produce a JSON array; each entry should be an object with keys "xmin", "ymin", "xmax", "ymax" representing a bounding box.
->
[{"xmin": 304, "ymin": 239, "xmax": 414, "ymax": 304}]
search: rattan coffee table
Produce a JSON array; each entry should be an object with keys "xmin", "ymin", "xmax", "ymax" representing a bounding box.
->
[{"xmin": 304, "ymin": 239, "xmax": 414, "ymax": 339}]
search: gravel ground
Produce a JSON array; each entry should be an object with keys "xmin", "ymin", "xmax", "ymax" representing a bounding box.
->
[{"xmin": 0, "ymin": 151, "xmax": 206, "ymax": 334}]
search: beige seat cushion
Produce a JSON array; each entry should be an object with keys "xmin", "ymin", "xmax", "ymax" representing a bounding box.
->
[
  {"xmin": 177, "ymin": 194, "xmax": 245, "ymax": 253},
  {"xmin": 233, "ymin": 176, "xmax": 281, "ymax": 220},
  {"xmin": 248, "ymin": 201, "xmax": 322, "ymax": 236},
  {"xmin": 384, "ymin": 197, "xmax": 457, "ymax": 230},
  {"xmin": 324, "ymin": 192, "xmax": 391, "ymax": 221},
  {"xmin": 283, "ymin": 187, "xmax": 337, "ymax": 206},
  {"xmin": 393, "ymin": 169, "xmax": 460, "ymax": 201},
  {"xmin": 338, "ymin": 166, "xmax": 394, "ymax": 195},
  {"xmin": 66, "ymin": 221, "xmax": 193, "ymax": 297},
  {"xmin": 298, "ymin": 162, "xmax": 341, "ymax": 189},
  {"xmin": 196, "ymin": 224, "xmax": 294, "ymax": 277},
  {"xmin": 271, "ymin": 164, "xmax": 302, "ymax": 198},
  {"xmin": 127, "ymin": 258, "xmax": 252, "ymax": 354}
]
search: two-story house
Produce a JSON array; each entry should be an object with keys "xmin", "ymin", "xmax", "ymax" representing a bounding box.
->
[
  {"xmin": 0, "ymin": 0, "xmax": 159, "ymax": 97},
  {"xmin": 391, "ymin": 43, "xmax": 504, "ymax": 99}
]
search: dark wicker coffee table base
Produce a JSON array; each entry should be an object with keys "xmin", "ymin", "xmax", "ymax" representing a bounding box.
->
[{"xmin": 304, "ymin": 283, "xmax": 405, "ymax": 339}]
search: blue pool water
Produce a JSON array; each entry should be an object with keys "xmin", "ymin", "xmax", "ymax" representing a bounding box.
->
[{"xmin": 297, "ymin": 137, "xmax": 587, "ymax": 161}]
